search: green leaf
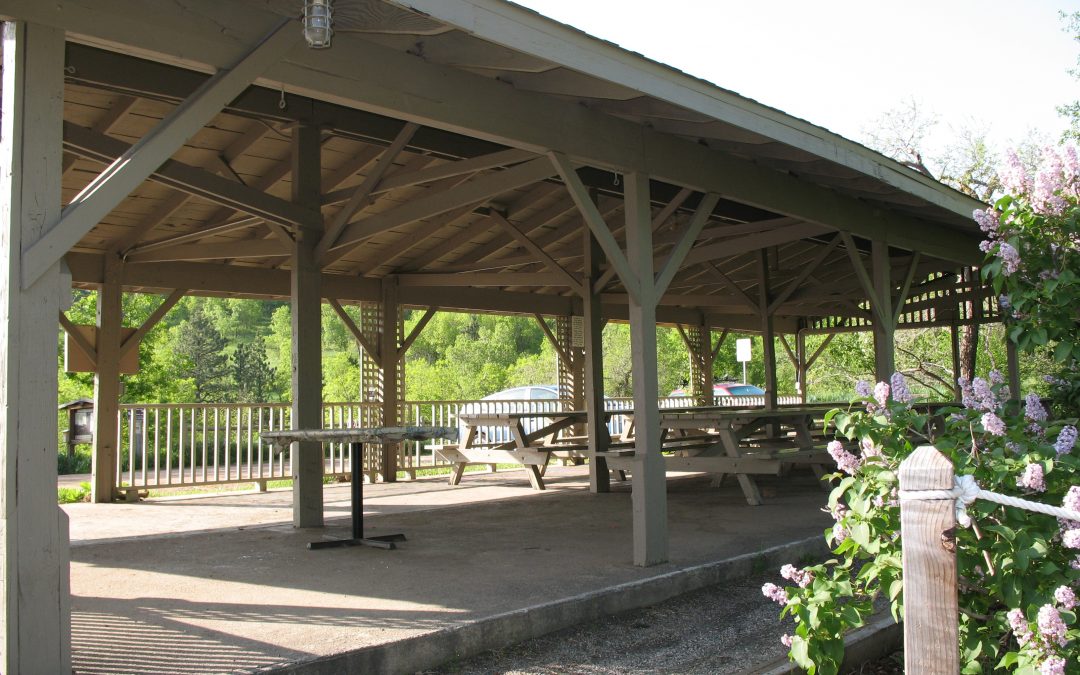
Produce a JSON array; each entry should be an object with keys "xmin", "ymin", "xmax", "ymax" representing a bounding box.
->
[
  {"xmin": 789, "ymin": 636, "xmax": 813, "ymax": 670},
  {"xmin": 1055, "ymin": 340, "xmax": 1073, "ymax": 363}
]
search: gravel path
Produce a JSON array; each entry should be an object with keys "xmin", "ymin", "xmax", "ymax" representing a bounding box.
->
[{"xmin": 420, "ymin": 570, "xmax": 798, "ymax": 675}]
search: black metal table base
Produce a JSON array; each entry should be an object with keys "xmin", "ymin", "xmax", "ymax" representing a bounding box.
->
[
  {"xmin": 309, "ymin": 442, "xmax": 405, "ymax": 551},
  {"xmin": 308, "ymin": 533, "xmax": 407, "ymax": 550}
]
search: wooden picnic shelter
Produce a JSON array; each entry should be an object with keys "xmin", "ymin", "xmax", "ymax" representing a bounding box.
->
[{"xmin": 0, "ymin": 0, "xmax": 993, "ymax": 668}]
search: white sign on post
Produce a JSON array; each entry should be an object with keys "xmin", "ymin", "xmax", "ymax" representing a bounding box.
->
[
  {"xmin": 736, "ymin": 338, "xmax": 752, "ymax": 385},
  {"xmin": 736, "ymin": 338, "xmax": 752, "ymax": 362}
]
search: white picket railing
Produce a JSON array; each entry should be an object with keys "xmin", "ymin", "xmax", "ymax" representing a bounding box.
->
[{"xmin": 114, "ymin": 394, "xmax": 807, "ymax": 493}]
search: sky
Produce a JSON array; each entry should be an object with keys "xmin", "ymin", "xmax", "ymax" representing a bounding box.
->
[{"xmin": 512, "ymin": 0, "xmax": 1079, "ymax": 158}]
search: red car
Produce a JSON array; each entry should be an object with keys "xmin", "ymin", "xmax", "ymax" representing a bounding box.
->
[{"xmin": 669, "ymin": 382, "xmax": 766, "ymax": 397}]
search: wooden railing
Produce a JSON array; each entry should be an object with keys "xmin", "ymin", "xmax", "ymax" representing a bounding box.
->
[{"xmin": 113, "ymin": 394, "xmax": 807, "ymax": 494}]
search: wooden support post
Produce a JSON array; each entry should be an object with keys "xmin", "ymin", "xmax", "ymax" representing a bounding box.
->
[
  {"xmin": 0, "ymin": 21, "xmax": 71, "ymax": 672},
  {"xmin": 380, "ymin": 276, "xmax": 400, "ymax": 482},
  {"xmin": 582, "ymin": 227, "xmax": 609, "ymax": 493},
  {"xmin": 1006, "ymin": 329, "xmax": 1021, "ymax": 400},
  {"xmin": 899, "ymin": 446, "xmax": 959, "ymax": 673},
  {"xmin": 625, "ymin": 172, "xmax": 668, "ymax": 566},
  {"xmin": 872, "ymin": 240, "xmax": 896, "ymax": 381},
  {"xmin": 796, "ymin": 330, "xmax": 808, "ymax": 404},
  {"xmin": 700, "ymin": 319, "xmax": 714, "ymax": 406},
  {"xmin": 757, "ymin": 251, "xmax": 778, "ymax": 410},
  {"xmin": 290, "ymin": 123, "xmax": 323, "ymax": 528},
  {"xmin": 950, "ymin": 319, "xmax": 962, "ymax": 401},
  {"xmin": 91, "ymin": 256, "xmax": 122, "ymax": 503}
]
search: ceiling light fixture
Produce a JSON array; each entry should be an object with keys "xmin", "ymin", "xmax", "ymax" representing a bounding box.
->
[{"xmin": 303, "ymin": 0, "xmax": 334, "ymax": 49}]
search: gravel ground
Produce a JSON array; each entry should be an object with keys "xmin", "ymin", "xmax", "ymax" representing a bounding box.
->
[{"xmin": 419, "ymin": 569, "xmax": 798, "ymax": 675}]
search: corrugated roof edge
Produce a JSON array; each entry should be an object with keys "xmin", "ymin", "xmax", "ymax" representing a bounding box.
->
[{"xmin": 389, "ymin": 0, "xmax": 985, "ymax": 223}]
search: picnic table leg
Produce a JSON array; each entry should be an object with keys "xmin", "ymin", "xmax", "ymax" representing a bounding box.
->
[
  {"xmin": 449, "ymin": 461, "xmax": 467, "ymax": 486},
  {"xmin": 523, "ymin": 463, "xmax": 546, "ymax": 490},
  {"xmin": 793, "ymin": 418, "xmax": 830, "ymax": 491},
  {"xmin": 308, "ymin": 442, "xmax": 406, "ymax": 551},
  {"xmin": 718, "ymin": 429, "xmax": 763, "ymax": 506}
]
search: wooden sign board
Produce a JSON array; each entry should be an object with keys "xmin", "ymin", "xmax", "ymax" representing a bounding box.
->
[{"xmin": 64, "ymin": 326, "xmax": 140, "ymax": 374}]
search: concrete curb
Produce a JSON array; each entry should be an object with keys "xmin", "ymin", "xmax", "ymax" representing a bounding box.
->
[
  {"xmin": 267, "ymin": 535, "xmax": 831, "ymax": 675},
  {"xmin": 746, "ymin": 613, "xmax": 903, "ymax": 675}
]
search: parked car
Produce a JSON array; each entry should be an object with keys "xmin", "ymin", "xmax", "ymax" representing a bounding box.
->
[
  {"xmin": 456, "ymin": 385, "xmax": 562, "ymax": 445},
  {"xmin": 669, "ymin": 382, "xmax": 766, "ymax": 398}
]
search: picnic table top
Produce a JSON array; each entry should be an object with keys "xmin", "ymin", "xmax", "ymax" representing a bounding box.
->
[
  {"xmin": 260, "ymin": 426, "xmax": 458, "ymax": 446},
  {"xmin": 458, "ymin": 409, "xmax": 623, "ymax": 423}
]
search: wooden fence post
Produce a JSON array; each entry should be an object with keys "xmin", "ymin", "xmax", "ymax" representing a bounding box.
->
[{"xmin": 900, "ymin": 445, "xmax": 959, "ymax": 674}]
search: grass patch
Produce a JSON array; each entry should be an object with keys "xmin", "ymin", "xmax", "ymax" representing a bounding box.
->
[{"xmin": 57, "ymin": 482, "xmax": 91, "ymax": 504}]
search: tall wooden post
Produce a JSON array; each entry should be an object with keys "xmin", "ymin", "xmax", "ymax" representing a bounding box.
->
[
  {"xmin": 625, "ymin": 172, "xmax": 667, "ymax": 566},
  {"xmin": 757, "ymin": 251, "xmax": 778, "ymax": 410},
  {"xmin": 950, "ymin": 319, "xmax": 962, "ymax": 401},
  {"xmin": 899, "ymin": 446, "xmax": 959, "ymax": 673},
  {"xmin": 1006, "ymin": 330, "xmax": 1021, "ymax": 399},
  {"xmin": 582, "ymin": 230, "xmax": 609, "ymax": 493},
  {"xmin": 290, "ymin": 122, "xmax": 324, "ymax": 528},
  {"xmin": 796, "ymin": 329, "xmax": 808, "ymax": 404},
  {"xmin": 0, "ymin": 20, "xmax": 71, "ymax": 672},
  {"xmin": 380, "ymin": 276, "xmax": 400, "ymax": 482},
  {"xmin": 91, "ymin": 255, "xmax": 122, "ymax": 503},
  {"xmin": 872, "ymin": 240, "xmax": 895, "ymax": 382}
]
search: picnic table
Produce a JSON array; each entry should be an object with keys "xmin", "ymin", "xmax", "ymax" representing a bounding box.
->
[
  {"xmin": 618, "ymin": 405, "xmax": 835, "ymax": 505},
  {"xmin": 442, "ymin": 409, "xmax": 631, "ymax": 490},
  {"xmin": 261, "ymin": 426, "xmax": 457, "ymax": 550}
]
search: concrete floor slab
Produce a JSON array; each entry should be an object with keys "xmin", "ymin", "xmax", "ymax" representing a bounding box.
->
[{"xmin": 64, "ymin": 467, "xmax": 832, "ymax": 674}]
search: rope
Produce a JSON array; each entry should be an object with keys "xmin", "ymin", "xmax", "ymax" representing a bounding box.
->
[{"xmin": 898, "ymin": 475, "xmax": 1080, "ymax": 528}]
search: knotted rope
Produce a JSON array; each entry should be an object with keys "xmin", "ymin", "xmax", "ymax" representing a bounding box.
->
[{"xmin": 899, "ymin": 475, "xmax": 1080, "ymax": 528}]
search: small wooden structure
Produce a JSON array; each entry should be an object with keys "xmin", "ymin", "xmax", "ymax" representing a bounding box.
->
[{"xmin": 58, "ymin": 398, "xmax": 94, "ymax": 458}]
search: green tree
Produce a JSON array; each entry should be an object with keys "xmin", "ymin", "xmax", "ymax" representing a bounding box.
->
[
  {"xmin": 175, "ymin": 305, "xmax": 230, "ymax": 403},
  {"xmin": 231, "ymin": 337, "xmax": 276, "ymax": 403},
  {"xmin": 1059, "ymin": 11, "xmax": 1080, "ymax": 142}
]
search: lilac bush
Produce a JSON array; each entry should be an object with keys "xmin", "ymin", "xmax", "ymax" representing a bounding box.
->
[{"xmin": 764, "ymin": 146, "xmax": 1080, "ymax": 674}]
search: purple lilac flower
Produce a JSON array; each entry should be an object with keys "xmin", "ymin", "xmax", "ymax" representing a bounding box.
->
[
  {"xmin": 1008, "ymin": 608, "xmax": 1033, "ymax": 646},
  {"xmin": 1063, "ymin": 530, "xmax": 1080, "ymax": 549},
  {"xmin": 860, "ymin": 438, "xmax": 880, "ymax": 458},
  {"xmin": 1033, "ymin": 147, "xmax": 1069, "ymax": 215},
  {"xmin": 973, "ymin": 207, "xmax": 999, "ymax": 235},
  {"xmin": 873, "ymin": 382, "xmax": 889, "ymax": 408},
  {"xmin": 761, "ymin": 583, "xmax": 788, "ymax": 605},
  {"xmin": 998, "ymin": 242, "xmax": 1021, "ymax": 276},
  {"xmin": 780, "ymin": 634, "xmax": 793, "ymax": 648},
  {"xmin": 855, "ymin": 380, "xmax": 872, "ymax": 398},
  {"xmin": 998, "ymin": 294, "xmax": 1011, "ymax": 311},
  {"xmin": 1054, "ymin": 586, "xmax": 1077, "ymax": 610},
  {"xmin": 780, "ymin": 564, "xmax": 814, "ymax": 588},
  {"xmin": 1064, "ymin": 487, "xmax": 1080, "ymax": 514},
  {"xmin": 1040, "ymin": 655, "xmax": 1066, "ymax": 675},
  {"xmin": 1037, "ymin": 604, "xmax": 1068, "ymax": 647},
  {"xmin": 1055, "ymin": 426, "xmax": 1077, "ymax": 456},
  {"xmin": 981, "ymin": 412, "xmax": 1007, "ymax": 437},
  {"xmin": 1002, "ymin": 149, "xmax": 1031, "ymax": 196},
  {"xmin": 1017, "ymin": 463, "xmax": 1046, "ymax": 492},
  {"xmin": 827, "ymin": 440, "xmax": 861, "ymax": 475},
  {"xmin": 831, "ymin": 522, "xmax": 848, "ymax": 544},
  {"xmin": 972, "ymin": 378, "xmax": 996, "ymax": 411},
  {"xmin": 958, "ymin": 377, "xmax": 976, "ymax": 409},
  {"xmin": 889, "ymin": 372, "xmax": 913, "ymax": 404},
  {"xmin": 1063, "ymin": 145, "xmax": 1079, "ymax": 184},
  {"xmin": 1025, "ymin": 393, "xmax": 1048, "ymax": 422}
]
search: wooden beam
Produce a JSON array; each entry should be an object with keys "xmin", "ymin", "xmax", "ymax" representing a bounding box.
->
[
  {"xmin": 22, "ymin": 19, "xmax": 298, "ymax": 287},
  {"xmin": 839, "ymin": 231, "xmax": 889, "ymax": 327},
  {"xmin": 654, "ymin": 192, "xmax": 719, "ymax": 298},
  {"xmin": 126, "ymin": 216, "xmax": 263, "ymax": 255},
  {"xmin": 705, "ymin": 263, "xmax": 759, "ymax": 313},
  {"xmin": 316, "ymin": 122, "xmax": 419, "ymax": 261},
  {"xmin": 329, "ymin": 298, "xmax": 380, "ymax": 366},
  {"xmin": 398, "ymin": 307, "xmax": 437, "ymax": 360},
  {"xmin": 490, "ymin": 212, "xmax": 584, "ymax": 295},
  {"xmin": 683, "ymin": 222, "xmax": 834, "ymax": 267},
  {"xmin": 893, "ymin": 252, "xmax": 923, "ymax": 327},
  {"xmin": 550, "ymin": 152, "xmax": 640, "ymax": 304},
  {"xmin": 323, "ymin": 148, "xmax": 536, "ymax": 204},
  {"xmin": 124, "ymin": 238, "xmax": 290, "ymax": 263},
  {"xmin": 779, "ymin": 334, "xmax": 797, "ymax": 368},
  {"xmin": 326, "ymin": 157, "xmax": 555, "ymax": 260},
  {"xmin": 397, "ymin": 272, "xmax": 565, "ymax": 287},
  {"xmin": 62, "ymin": 94, "xmax": 137, "ymax": 175},
  {"xmin": 59, "ymin": 122, "xmax": 318, "ymax": 232},
  {"xmin": 533, "ymin": 313, "xmax": 571, "ymax": 364},
  {"xmin": 711, "ymin": 328, "xmax": 730, "ymax": 360},
  {"xmin": 118, "ymin": 288, "xmax": 186, "ymax": 360},
  {"xmin": 767, "ymin": 234, "xmax": 840, "ymax": 315},
  {"xmin": 593, "ymin": 191, "xmax": 688, "ymax": 292},
  {"xmin": 59, "ymin": 312, "xmax": 97, "ymax": 367}
]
